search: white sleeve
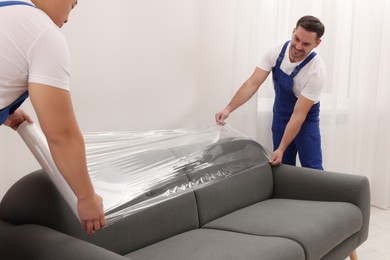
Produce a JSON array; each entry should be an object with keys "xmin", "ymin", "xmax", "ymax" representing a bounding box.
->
[
  {"xmin": 301, "ymin": 59, "xmax": 326, "ymax": 102},
  {"xmin": 257, "ymin": 42, "xmax": 284, "ymax": 72},
  {"xmin": 28, "ymin": 28, "xmax": 71, "ymax": 90}
]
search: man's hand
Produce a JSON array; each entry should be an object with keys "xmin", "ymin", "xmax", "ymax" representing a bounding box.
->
[
  {"xmin": 269, "ymin": 95, "xmax": 315, "ymax": 167},
  {"xmin": 3, "ymin": 109, "xmax": 33, "ymax": 130},
  {"xmin": 215, "ymin": 109, "xmax": 230, "ymax": 125},
  {"xmin": 269, "ymin": 148, "xmax": 284, "ymax": 166},
  {"xmin": 77, "ymin": 193, "xmax": 106, "ymax": 236}
]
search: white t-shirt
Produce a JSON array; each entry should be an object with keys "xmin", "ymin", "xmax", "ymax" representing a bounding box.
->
[
  {"xmin": 258, "ymin": 41, "xmax": 325, "ymax": 103},
  {"xmin": 0, "ymin": 0, "xmax": 70, "ymax": 109}
]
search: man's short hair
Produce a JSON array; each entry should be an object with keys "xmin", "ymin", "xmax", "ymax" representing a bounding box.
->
[{"xmin": 296, "ymin": 15, "xmax": 325, "ymax": 39}]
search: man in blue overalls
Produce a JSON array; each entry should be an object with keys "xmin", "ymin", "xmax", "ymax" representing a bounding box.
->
[
  {"xmin": 0, "ymin": 0, "xmax": 105, "ymax": 236},
  {"xmin": 215, "ymin": 15, "xmax": 325, "ymax": 170},
  {"xmin": 215, "ymin": 16, "xmax": 361, "ymax": 260}
]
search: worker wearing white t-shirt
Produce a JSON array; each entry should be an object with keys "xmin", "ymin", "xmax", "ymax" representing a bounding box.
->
[
  {"xmin": 215, "ymin": 15, "xmax": 326, "ymax": 170},
  {"xmin": 0, "ymin": 0, "xmax": 105, "ymax": 236}
]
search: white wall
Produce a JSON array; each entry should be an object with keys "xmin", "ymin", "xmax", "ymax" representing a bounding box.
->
[{"xmin": 0, "ymin": 0, "xmax": 239, "ymax": 199}]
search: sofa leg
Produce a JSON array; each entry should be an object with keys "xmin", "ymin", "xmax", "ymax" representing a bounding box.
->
[{"xmin": 349, "ymin": 250, "xmax": 358, "ymax": 260}]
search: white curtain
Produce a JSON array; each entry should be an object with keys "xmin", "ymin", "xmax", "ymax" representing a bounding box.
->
[{"xmin": 229, "ymin": 0, "xmax": 390, "ymax": 208}]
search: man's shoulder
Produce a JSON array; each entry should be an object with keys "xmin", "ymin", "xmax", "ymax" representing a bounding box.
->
[
  {"xmin": 310, "ymin": 54, "xmax": 326, "ymax": 70},
  {"xmin": 5, "ymin": 4, "xmax": 58, "ymax": 34}
]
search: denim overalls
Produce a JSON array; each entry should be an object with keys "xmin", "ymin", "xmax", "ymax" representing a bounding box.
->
[
  {"xmin": 271, "ymin": 41, "xmax": 323, "ymax": 170},
  {"xmin": 0, "ymin": 1, "xmax": 34, "ymax": 125}
]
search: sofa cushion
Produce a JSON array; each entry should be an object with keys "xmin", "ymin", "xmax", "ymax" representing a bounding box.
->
[
  {"xmin": 125, "ymin": 229, "xmax": 305, "ymax": 260},
  {"xmin": 203, "ymin": 198, "xmax": 363, "ymax": 260}
]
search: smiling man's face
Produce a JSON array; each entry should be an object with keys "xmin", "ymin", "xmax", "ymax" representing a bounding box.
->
[{"xmin": 289, "ymin": 26, "xmax": 321, "ymax": 63}]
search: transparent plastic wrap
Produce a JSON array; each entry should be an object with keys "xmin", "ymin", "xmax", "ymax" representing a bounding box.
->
[{"xmin": 17, "ymin": 122, "xmax": 272, "ymax": 225}]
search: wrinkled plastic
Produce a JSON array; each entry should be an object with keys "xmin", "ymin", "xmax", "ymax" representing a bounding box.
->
[{"xmin": 18, "ymin": 122, "xmax": 271, "ymax": 225}]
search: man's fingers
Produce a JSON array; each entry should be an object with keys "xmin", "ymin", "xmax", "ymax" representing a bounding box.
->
[
  {"xmin": 269, "ymin": 157, "xmax": 281, "ymax": 166},
  {"xmin": 215, "ymin": 113, "xmax": 221, "ymax": 123},
  {"xmin": 85, "ymin": 220, "xmax": 94, "ymax": 236},
  {"xmin": 215, "ymin": 112, "xmax": 227, "ymax": 125},
  {"xmin": 77, "ymin": 193, "xmax": 106, "ymax": 236},
  {"xmin": 24, "ymin": 113, "xmax": 34, "ymax": 123},
  {"xmin": 268, "ymin": 154, "xmax": 281, "ymax": 166},
  {"xmin": 93, "ymin": 219, "xmax": 101, "ymax": 231},
  {"xmin": 100, "ymin": 215, "xmax": 107, "ymax": 227},
  {"xmin": 81, "ymin": 218, "xmax": 104, "ymax": 236},
  {"xmin": 81, "ymin": 220, "xmax": 87, "ymax": 232}
]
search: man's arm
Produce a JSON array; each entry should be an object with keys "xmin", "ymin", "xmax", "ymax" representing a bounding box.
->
[
  {"xmin": 215, "ymin": 67, "xmax": 270, "ymax": 125},
  {"xmin": 269, "ymin": 95, "xmax": 314, "ymax": 166},
  {"xmin": 28, "ymin": 83, "xmax": 105, "ymax": 236}
]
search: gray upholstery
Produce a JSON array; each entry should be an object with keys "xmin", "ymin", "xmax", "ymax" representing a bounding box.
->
[
  {"xmin": 187, "ymin": 138, "xmax": 273, "ymax": 225},
  {"xmin": 0, "ymin": 171, "xmax": 80, "ymax": 230},
  {"xmin": 0, "ymin": 170, "xmax": 200, "ymax": 255},
  {"xmin": 320, "ymin": 234, "xmax": 360, "ymax": 260},
  {"xmin": 195, "ymin": 164, "xmax": 273, "ymax": 226},
  {"xmin": 204, "ymin": 199, "xmax": 362, "ymax": 260},
  {"xmin": 0, "ymin": 220, "xmax": 127, "ymax": 260},
  {"xmin": 88, "ymin": 191, "xmax": 199, "ymax": 255},
  {"xmin": 126, "ymin": 229, "xmax": 305, "ymax": 260},
  {"xmin": 0, "ymin": 139, "xmax": 370, "ymax": 260},
  {"xmin": 272, "ymin": 164, "xmax": 371, "ymax": 246}
]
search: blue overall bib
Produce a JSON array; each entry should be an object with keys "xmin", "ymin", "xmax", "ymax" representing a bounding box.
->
[
  {"xmin": 0, "ymin": 1, "xmax": 35, "ymax": 125},
  {"xmin": 271, "ymin": 41, "xmax": 323, "ymax": 170}
]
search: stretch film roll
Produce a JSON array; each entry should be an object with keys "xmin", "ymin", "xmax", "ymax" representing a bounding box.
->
[{"xmin": 17, "ymin": 122, "xmax": 79, "ymax": 221}]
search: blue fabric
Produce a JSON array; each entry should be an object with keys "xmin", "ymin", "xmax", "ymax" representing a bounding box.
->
[
  {"xmin": 0, "ymin": 92, "xmax": 29, "ymax": 125},
  {"xmin": 0, "ymin": 1, "xmax": 34, "ymax": 125},
  {"xmin": 271, "ymin": 41, "xmax": 323, "ymax": 170},
  {"xmin": 0, "ymin": 1, "xmax": 34, "ymax": 7}
]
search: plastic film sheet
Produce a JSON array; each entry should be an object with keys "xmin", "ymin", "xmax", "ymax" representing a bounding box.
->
[{"xmin": 17, "ymin": 122, "xmax": 272, "ymax": 225}]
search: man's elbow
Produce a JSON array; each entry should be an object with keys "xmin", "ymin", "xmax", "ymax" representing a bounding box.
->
[{"xmin": 43, "ymin": 127, "xmax": 82, "ymax": 146}]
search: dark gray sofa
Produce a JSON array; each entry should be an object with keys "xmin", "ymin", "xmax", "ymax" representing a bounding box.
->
[{"xmin": 0, "ymin": 138, "xmax": 370, "ymax": 260}]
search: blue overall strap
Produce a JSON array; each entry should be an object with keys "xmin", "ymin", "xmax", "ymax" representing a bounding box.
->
[
  {"xmin": 290, "ymin": 51, "xmax": 317, "ymax": 78},
  {"xmin": 0, "ymin": 1, "xmax": 35, "ymax": 7},
  {"xmin": 275, "ymin": 41, "xmax": 290, "ymax": 68}
]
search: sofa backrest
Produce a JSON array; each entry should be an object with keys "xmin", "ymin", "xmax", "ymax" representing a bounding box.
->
[
  {"xmin": 188, "ymin": 139, "xmax": 274, "ymax": 226},
  {"xmin": 195, "ymin": 163, "xmax": 273, "ymax": 226},
  {"xmin": 0, "ymin": 170, "xmax": 200, "ymax": 255}
]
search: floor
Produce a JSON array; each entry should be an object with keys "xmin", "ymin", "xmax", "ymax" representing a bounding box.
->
[{"xmin": 349, "ymin": 206, "xmax": 390, "ymax": 260}]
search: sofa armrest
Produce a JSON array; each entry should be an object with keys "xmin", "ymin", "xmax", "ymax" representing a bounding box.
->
[
  {"xmin": 272, "ymin": 164, "xmax": 370, "ymax": 245},
  {"xmin": 0, "ymin": 220, "xmax": 129, "ymax": 260}
]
